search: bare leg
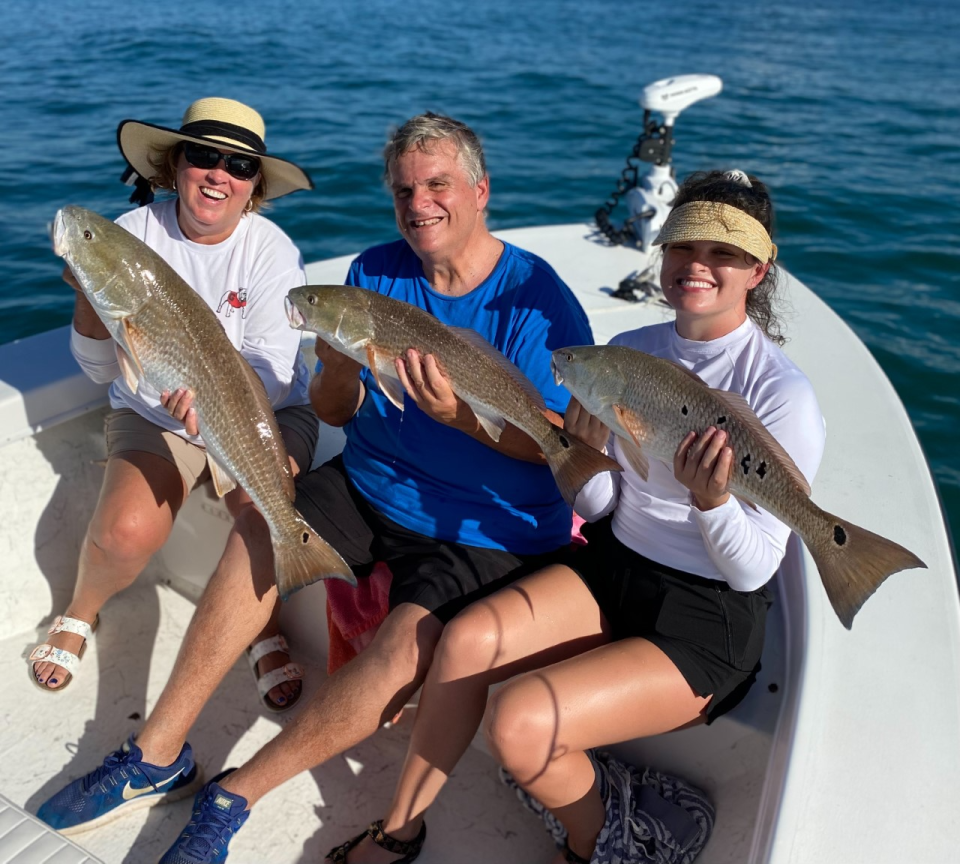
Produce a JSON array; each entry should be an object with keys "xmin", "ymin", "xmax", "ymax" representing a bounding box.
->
[
  {"xmin": 34, "ymin": 452, "xmax": 186, "ymax": 689},
  {"xmin": 137, "ymin": 446, "xmax": 305, "ymax": 763},
  {"xmin": 222, "ymin": 447, "xmax": 304, "ymax": 709},
  {"xmin": 135, "ymin": 503, "xmax": 280, "ymax": 766},
  {"xmin": 217, "ymin": 601, "xmax": 443, "ymax": 806},
  {"xmin": 346, "ymin": 565, "xmax": 611, "ymax": 864},
  {"xmin": 485, "ymin": 639, "xmax": 710, "ymax": 861}
]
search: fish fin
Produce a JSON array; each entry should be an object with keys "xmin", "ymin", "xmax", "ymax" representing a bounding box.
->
[
  {"xmin": 471, "ymin": 403, "xmax": 506, "ymax": 443},
  {"xmin": 116, "ymin": 344, "xmax": 140, "ymax": 394},
  {"xmin": 274, "ymin": 518, "xmax": 357, "ymax": 601},
  {"xmin": 367, "ymin": 345, "xmax": 406, "ymax": 411},
  {"xmin": 544, "ymin": 427, "xmax": 623, "ymax": 505},
  {"xmin": 808, "ymin": 512, "xmax": 926, "ymax": 629},
  {"xmin": 207, "ymin": 455, "xmax": 238, "ymax": 497},
  {"xmin": 612, "ymin": 404, "xmax": 650, "ymax": 481},
  {"xmin": 449, "ymin": 327, "xmax": 547, "ymax": 411},
  {"xmin": 118, "ymin": 319, "xmax": 148, "ymax": 385},
  {"xmin": 712, "ymin": 389, "xmax": 811, "ymax": 496}
]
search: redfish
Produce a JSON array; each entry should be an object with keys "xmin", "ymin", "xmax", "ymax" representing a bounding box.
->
[
  {"xmin": 551, "ymin": 344, "xmax": 926, "ymax": 629},
  {"xmin": 285, "ymin": 284, "xmax": 620, "ymax": 504},
  {"xmin": 53, "ymin": 206, "xmax": 354, "ymax": 599}
]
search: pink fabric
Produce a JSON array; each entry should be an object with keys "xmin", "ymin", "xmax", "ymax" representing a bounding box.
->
[{"xmin": 325, "ymin": 561, "xmax": 392, "ymax": 674}]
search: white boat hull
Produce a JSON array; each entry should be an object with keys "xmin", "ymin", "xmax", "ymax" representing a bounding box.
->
[{"xmin": 1, "ymin": 224, "xmax": 957, "ymax": 863}]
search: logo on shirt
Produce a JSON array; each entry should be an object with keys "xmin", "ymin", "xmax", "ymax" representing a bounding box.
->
[{"xmin": 217, "ymin": 288, "xmax": 248, "ymax": 319}]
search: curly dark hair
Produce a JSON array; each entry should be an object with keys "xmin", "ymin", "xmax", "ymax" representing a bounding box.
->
[
  {"xmin": 671, "ymin": 170, "xmax": 784, "ymax": 345},
  {"xmin": 148, "ymin": 143, "xmax": 267, "ymax": 213}
]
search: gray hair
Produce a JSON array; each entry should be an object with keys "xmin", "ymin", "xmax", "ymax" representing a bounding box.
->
[{"xmin": 383, "ymin": 112, "xmax": 487, "ymax": 187}]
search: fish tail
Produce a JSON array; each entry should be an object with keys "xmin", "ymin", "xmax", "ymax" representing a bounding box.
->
[
  {"xmin": 546, "ymin": 431, "xmax": 623, "ymax": 506},
  {"xmin": 808, "ymin": 513, "xmax": 926, "ymax": 630},
  {"xmin": 274, "ymin": 519, "xmax": 356, "ymax": 601}
]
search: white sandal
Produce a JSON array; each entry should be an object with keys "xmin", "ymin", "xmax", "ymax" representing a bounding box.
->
[
  {"xmin": 247, "ymin": 634, "xmax": 303, "ymax": 712},
  {"xmin": 28, "ymin": 614, "xmax": 99, "ymax": 692}
]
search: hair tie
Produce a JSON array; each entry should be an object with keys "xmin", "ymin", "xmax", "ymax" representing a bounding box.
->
[{"xmin": 724, "ymin": 169, "xmax": 752, "ymax": 188}]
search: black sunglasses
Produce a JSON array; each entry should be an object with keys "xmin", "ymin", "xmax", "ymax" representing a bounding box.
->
[{"xmin": 182, "ymin": 141, "xmax": 261, "ymax": 181}]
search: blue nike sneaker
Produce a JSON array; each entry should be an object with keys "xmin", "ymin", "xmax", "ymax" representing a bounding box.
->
[
  {"xmin": 159, "ymin": 770, "xmax": 249, "ymax": 863},
  {"xmin": 37, "ymin": 736, "xmax": 200, "ymax": 835}
]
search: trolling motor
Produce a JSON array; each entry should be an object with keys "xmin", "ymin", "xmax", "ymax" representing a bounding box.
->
[{"xmin": 595, "ymin": 74, "xmax": 723, "ymax": 300}]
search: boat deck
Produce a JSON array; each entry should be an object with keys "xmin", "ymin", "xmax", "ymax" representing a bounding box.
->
[{"xmin": 3, "ymin": 224, "xmax": 958, "ymax": 863}]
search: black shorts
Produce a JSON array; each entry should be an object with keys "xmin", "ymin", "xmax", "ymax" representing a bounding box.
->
[
  {"xmin": 568, "ymin": 516, "xmax": 772, "ymax": 722},
  {"xmin": 294, "ymin": 455, "xmax": 567, "ymax": 623}
]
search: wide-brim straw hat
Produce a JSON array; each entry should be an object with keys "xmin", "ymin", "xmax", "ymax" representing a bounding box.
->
[{"xmin": 117, "ymin": 97, "xmax": 313, "ymax": 200}]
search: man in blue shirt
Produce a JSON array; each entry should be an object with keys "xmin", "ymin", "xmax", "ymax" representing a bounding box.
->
[{"xmin": 37, "ymin": 113, "xmax": 600, "ymax": 862}]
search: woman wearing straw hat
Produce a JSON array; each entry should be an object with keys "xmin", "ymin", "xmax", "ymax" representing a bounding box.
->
[
  {"xmin": 30, "ymin": 98, "xmax": 315, "ymax": 712},
  {"xmin": 329, "ymin": 171, "xmax": 827, "ymax": 864}
]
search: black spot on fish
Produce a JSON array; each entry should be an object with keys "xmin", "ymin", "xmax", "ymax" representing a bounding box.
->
[
  {"xmin": 768, "ymin": 683, "xmax": 779, "ymax": 694},
  {"xmin": 681, "ymin": 406, "xmax": 688, "ymax": 416},
  {"xmin": 834, "ymin": 525, "xmax": 847, "ymax": 546},
  {"xmin": 558, "ymin": 434, "xmax": 571, "ymax": 449},
  {"xmin": 740, "ymin": 454, "xmax": 752, "ymax": 475},
  {"xmin": 757, "ymin": 461, "xmax": 767, "ymax": 479},
  {"xmin": 301, "ymin": 532, "xmax": 309, "ymax": 544},
  {"xmin": 717, "ymin": 416, "xmax": 727, "ymax": 425}
]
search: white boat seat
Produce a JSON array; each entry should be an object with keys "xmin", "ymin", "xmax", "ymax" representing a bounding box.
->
[{"xmin": 0, "ymin": 794, "xmax": 104, "ymax": 864}]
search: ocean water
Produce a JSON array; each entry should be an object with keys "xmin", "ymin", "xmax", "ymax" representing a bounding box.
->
[{"xmin": 1, "ymin": 0, "xmax": 958, "ymax": 547}]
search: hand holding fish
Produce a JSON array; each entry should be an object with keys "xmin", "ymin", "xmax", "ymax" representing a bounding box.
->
[
  {"xmin": 395, "ymin": 349, "xmax": 475, "ymax": 432},
  {"xmin": 62, "ymin": 265, "xmax": 82, "ymax": 293},
  {"xmin": 160, "ymin": 387, "xmax": 199, "ymax": 437},
  {"xmin": 675, "ymin": 427, "xmax": 734, "ymax": 511},
  {"xmin": 314, "ymin": 335, "xmax": 363, "ymax": 377},
  {"xmin": 564, "ymin": 397, "xmax": 611, "ymax": 452}
]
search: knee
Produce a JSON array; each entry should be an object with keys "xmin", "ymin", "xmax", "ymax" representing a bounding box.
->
[
  {"xmin": 370, "ymin": 608, "xmax": 441, "ymax": 690},
  {"xmin": 432, "ymin": 608, "xmax": 504, "ymax": 683},
  {"xmin": 88, "ymin": 506, "xmax": 167, "ymax": 563},
  {"xmin": 483, "ymin": 678, "xmax": 557, "ymax": 779}
]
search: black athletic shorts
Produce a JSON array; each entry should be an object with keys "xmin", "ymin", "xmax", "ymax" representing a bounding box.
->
[
  {"xmin": 294, "ymin": 455, "xmax": 568, "ymax": 623},
  {"xmin": 567, "ymin": 516, "xmax": 772, "ymax": 722}
]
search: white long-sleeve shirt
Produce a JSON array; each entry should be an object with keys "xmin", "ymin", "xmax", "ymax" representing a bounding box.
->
[
  {"xmin": 574, "ymin": 318, "xmax": 826, "ymax": 592},
  {"xmin": 70, "ymin": 199, "xmax": 310, "ymax": 446}
]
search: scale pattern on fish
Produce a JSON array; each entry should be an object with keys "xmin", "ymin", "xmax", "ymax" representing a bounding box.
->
[
  {"xmin": 551, "ymin": 343, "xmax": 926, "ymax": 629},
  {"xmin": 285, "ymin": 284, "xmax": 621, "ymax": 504},
  {"xmin": 53, "ymin": 205, "xmax": 355, "ymax": 599}
]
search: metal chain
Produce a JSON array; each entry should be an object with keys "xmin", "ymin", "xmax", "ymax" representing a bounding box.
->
[{"xmin": 594, "ymin": 130, "xmax": 651, "ymax": 246}]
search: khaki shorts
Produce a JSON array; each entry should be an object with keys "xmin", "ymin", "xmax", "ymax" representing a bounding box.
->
[{"xmin": 104, "ymin": 405, "xmax": 320, "ymax": 492}]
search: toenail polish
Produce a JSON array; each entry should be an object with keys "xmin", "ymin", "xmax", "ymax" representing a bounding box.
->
[
  {"xmin": 49, "ymin": 678, "xmax": 58, "ymax": 685},
  {"xmin": 277, "ymin": 696, "xmax": 286, "ymax": 704}
]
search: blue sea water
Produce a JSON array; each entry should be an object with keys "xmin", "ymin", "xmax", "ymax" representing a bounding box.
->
[{"xmin": 1, "ymin": 0, "xmax": 958, "ymax": 546}]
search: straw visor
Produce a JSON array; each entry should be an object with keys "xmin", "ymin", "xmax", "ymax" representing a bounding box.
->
[
  {"xmin": 117, "ymin": 97, "xmax": 313, "ymax": 200},
  {"xmin": 654, "ymin": 201, "xmax": 777, "ymax": 263}
]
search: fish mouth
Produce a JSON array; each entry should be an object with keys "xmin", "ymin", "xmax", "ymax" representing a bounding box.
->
[
  {"xmin": 51, "ymin": 209, "xmax": 67, "ymax": 257},
  {"xmin": 284, "ymin": 295, "xmax": 306, "ymax": 330},
  {"xmin": 551, "ymin": 356, "xmax": 564, "ymax": 386}
]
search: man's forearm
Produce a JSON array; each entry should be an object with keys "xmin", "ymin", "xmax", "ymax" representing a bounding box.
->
[{"xmin": 310, "ymin": 368, "xmax": 365, "ymax": 427}]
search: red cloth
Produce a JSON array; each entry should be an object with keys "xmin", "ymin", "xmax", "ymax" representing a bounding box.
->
[{"xmin": 325, "ymin": 561, "xmax": 392, "ymax": 674}]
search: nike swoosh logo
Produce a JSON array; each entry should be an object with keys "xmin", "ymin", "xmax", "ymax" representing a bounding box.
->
[{"xmin": 121, "ymin": 767, "xmax": 186, "ymax": 801}]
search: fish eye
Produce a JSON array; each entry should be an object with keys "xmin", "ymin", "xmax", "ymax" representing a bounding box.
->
[
  {"xmin": 308, "ymin": 295, "xmax": 316, "ymax": 306},
  {"xmin": 83, "ymin": 230, "xmax": 92, "ymax": 240}
]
